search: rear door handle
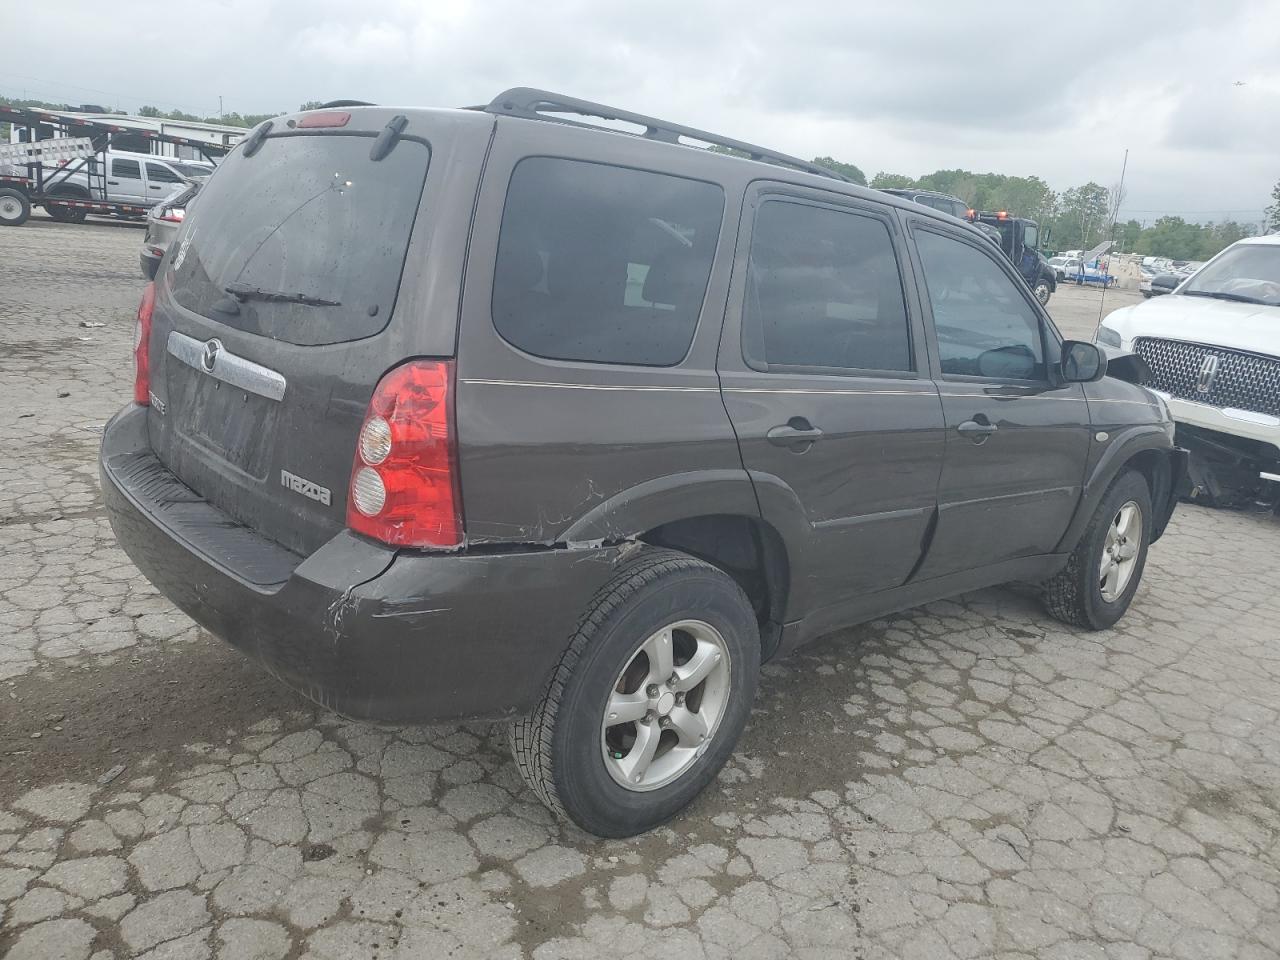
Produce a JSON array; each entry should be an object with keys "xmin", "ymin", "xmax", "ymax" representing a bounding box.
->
[
  {"xmin": 767, "ymin": 418, "xmax": 823, "ymax": 451},
  {"xmin": 957, "ymin": 418, "xmax": 998, "ymax": 442},
  {"xmin": 107, "ymin": 180, "xmax": 119, "ymax": 185}
]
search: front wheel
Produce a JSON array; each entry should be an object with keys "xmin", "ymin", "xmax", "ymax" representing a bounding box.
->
[
  {"xmin": 510, "ymin": 549, "xmax": 759, "ymax": 837},
  {"xmin": 1033, "ymin": 279, "xmax": 1052, "ymax": 305},
  {"xmin": 0, "ymin": 187, "xmax": 31, "ymax": 226},
  {"xmin": 1042, "ymin": 469, "xmax": 1152, "ymax": 630}
]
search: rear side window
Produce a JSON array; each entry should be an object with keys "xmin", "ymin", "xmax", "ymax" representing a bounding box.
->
[
  {"xmin": 492, "ymin": 158, "xmax": 724, "ymax": 366},
  {"xmin": 169, "ymin": 134, "xmax": 430, "ymax": 346},
  {"xmin": 112, "ymin": 158, "xmax": 140, "ymax": 179},
  {"xmin": 743, "ymin": 200, "xmax": 912, "ymax": 373},
  {"xmin": 146, "ymin": 163, "xmax": 182, "ymax": 184}
]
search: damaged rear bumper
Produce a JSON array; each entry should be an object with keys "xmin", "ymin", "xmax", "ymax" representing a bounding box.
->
[{"xmin": 100, "ymin": 404, "xmax": 627, "ymax": 723}]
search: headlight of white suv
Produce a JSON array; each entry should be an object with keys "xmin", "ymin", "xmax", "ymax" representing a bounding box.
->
[{"xmin": 1094, "ymin": 325, "xmax": 1122, "ymax": 348}]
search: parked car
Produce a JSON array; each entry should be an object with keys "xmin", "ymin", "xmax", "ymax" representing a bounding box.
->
[
  {"xmin": 1048, "ymin": 255, "xmax": 1073, "ymax": 281},
  {"xmin": 101, "ymin": 89, "xmax": 1185, "ymax": 837},
  {"xmin": 1097, "ymin": 234, "xmax": 1279, "ymax": 508},
  {"xmin": 1142, "ymin": 273, "xmax": 1181, "ymax": 297},
  {"xmin": 140, "ymin": 180, "xmax": 202, "ymax": 279},
  {"xmin": 41, "ymin": 149, "xmax": 198, "ymax": 222},
  {"xmin": 877, "ymin": 187, "xmax": 969, "ymax": 220}
]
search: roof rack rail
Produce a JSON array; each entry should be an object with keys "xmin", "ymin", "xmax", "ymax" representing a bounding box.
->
[{"xmin": 483, "ymin": 88, "xmax": 851, "ymax": 184}]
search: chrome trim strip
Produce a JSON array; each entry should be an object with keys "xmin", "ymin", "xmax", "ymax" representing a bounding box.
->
[
  {"xmin": 460, "ymin": 378, "xmax": 718, "ymax": 393},
  {"xmin": 728, "ymin": 387, "xmax": 934, "ymax": 397},
  {"xmin": 166, "ymin": 331, "xmax": 287, "ymax": 402}
]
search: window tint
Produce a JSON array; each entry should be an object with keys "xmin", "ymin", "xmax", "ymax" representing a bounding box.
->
[
  {"xmin": 170, "ymin": 134, "xmax": 430, "ymax": 346},
  {"xmin": 112, "ymin": 158, "xmax": 140, "ymax": 179},
  {"xmin": 915, "ymin": 230, "xmax": 1046, "ymax": 380},
  {"xmin": 146, "ymin": 163, "xmax": 183, "ymax": 183},
  {"xmin": 743, "ymin": 200, "xmax": 912, "ymax": 373},
  {"xmin": 492, "ymin": 158, "xmax": 723, "ymax": 366}
]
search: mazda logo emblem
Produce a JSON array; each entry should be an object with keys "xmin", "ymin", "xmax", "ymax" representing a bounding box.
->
[{"xmin": 201, "ymin": 338, "xmax": 222, "ymax": 372}]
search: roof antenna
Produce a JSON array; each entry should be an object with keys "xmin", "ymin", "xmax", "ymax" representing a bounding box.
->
[{"xmin": 1096, "ymin": 147, "xmax": 1129, "ymax": 330}]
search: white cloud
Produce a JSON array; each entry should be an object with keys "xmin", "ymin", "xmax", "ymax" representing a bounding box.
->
[{"xmin": 3, "ymin": 0, "xmax": 1276, "ymax": 221}]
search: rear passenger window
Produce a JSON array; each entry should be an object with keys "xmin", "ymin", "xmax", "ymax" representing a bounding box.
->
[
  {"xmin": 492, "ymin": 158, "xmax": 724, "ymax": 366},
  {"xmin": 112, "ymin": 159, "xmax": 140, "ymax": 179},
  {"xmin": 743, "ymin": 200, "xmax": 912, "ymax": 373},
  {"xmin": 146, "ymin": 163, "xmax": 182, "ymax": 183}
]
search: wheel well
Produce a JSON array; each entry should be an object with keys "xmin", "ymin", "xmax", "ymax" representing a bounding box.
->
[
  {"xmin": 640, "ymin": 514, "xmax": 790, "ymax": 659},
  {"xmin": 47, "ymin": 183, "xmax": 90, "ymax": 198},
  {"xmin": 1126, "ymin": 448, "xmax": 1171, "ymax": 508}
]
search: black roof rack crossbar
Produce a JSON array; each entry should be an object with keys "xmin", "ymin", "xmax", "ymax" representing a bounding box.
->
[{"xmin": 483, "ymin": 88, "xmax": 851, "ymax": 183}]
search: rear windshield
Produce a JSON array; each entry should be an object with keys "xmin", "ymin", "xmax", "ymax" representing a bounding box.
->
[{"xmin": 168, "ymin": 133, "xmax": 430, "ymax": 346}]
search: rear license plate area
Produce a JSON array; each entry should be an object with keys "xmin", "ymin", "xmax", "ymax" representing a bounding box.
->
[{"xmin": 167, "ymin": 364, "xmax": 278, "ymax": 479}]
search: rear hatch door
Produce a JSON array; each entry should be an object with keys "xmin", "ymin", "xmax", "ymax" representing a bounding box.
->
[{"xmin": 145, "ymin": 108, "xmax": 491, "ymax": 557}]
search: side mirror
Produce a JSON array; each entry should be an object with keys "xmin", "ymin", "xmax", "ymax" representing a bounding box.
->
[{"xmin": 1061, "ymin": 341, "xmax": 1107, "ymax": 383}]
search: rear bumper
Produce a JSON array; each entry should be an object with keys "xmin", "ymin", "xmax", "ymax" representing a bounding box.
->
[
  {"xmin": 100, "ymin": 404, "xmax": 625, "ymax": 723},
  {"xmin": 140, "ymin": 249, "xmax": 160, "ymax": 280}
]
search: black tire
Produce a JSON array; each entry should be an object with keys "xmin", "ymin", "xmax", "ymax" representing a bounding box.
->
[
  {"xmin": 1033, "ymin": 279, "xmax": 1052, "ymax": 305},
  {"xmin": 0, "ymin": 187, "xmax": 31, "ymax": 226},
  {"xmin": 1042, "ymin": 469, "xmax": 1152, "ymax": 630},
  {"xmin": 510, "ymin": 548, "xmax": 759, "ymax": 837},
  {"xmin": 44, "ymin": 186, "xmax": 89, "ymax": 223}
]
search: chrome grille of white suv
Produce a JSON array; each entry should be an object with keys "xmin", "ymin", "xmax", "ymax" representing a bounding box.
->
[{"xmin": 1133, "ymin": 338, "xmax": 1280, "ymax": 418}]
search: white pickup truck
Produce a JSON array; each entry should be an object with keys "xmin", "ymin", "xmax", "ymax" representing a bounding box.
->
[{"xmin": 51, "ymin": 149, "xmax": 212, "ymax": 207}]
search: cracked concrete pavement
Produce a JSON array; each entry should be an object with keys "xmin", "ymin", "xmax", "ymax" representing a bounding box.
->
[{"xmin": 1, "ymin": 216, "xmax": 1278, "ymax": 959}]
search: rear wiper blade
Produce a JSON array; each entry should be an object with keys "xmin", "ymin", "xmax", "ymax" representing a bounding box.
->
[
  {"xmin": 1182, "ymin": 289, "xmax": 1266, "ymax": 305},
  {"xmin": 224, "ymin": 283, "xmax": 340, "ymax": 307}
]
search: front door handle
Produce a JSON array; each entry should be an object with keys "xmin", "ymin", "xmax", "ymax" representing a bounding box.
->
[
  {"xmin": 767, "ymin": 418, "xmax": 823, "ymax": 451},
  {"xmin": 107, "ymin": 180, "xmax": 120, "ymax": 185},
  {"xmin": 957, "ymin": 418, "xmax": 998, "ymax": 443}
]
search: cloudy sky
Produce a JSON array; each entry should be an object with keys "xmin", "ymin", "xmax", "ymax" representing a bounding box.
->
[{"xmin": 4, "ymin": 0, "xmax": 1277, "ymax": 225}]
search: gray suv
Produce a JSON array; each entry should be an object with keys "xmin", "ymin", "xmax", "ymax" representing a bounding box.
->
[{"xmin": 101, "ymin": 90, "xmax": 1186, "ymax": 837}]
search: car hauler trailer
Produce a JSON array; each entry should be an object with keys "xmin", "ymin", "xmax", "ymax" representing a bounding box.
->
[{"xmin": 0, "ymin": 105, "xmax": 234, "ymax": 227}]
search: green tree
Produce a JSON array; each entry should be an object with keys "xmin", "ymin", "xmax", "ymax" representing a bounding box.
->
[
  {"xmin": 1266, "ymin": 178, "xmax": 1280, "ymax": 233},
  {"xmin": 870, "ymin": 171, "xmax": 915, "ymax": 189},
  {"xmin": 298, "ymin": 100, "xmax": 328, "ymax": 112},
  {"xmin": 1117, "ymin": 219, "xmax": 1143, "ymax": 252},
  {"xmin": 1055, "ymin": 182, "xmax": 1110, "ymax": 250},
  {"xmin": 811, "ymin": 156, "xmax": 866, "ymax": 186}
]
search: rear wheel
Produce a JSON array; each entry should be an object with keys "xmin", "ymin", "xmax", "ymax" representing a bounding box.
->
[
  {"xmin": 0, "ymin": 188, "xmax": 30, "ymax": 226},
  {"xmin": 44, "ymin": 185, "xmax": 89, "ymax": 223},
  {"xmin": 510, "ymin": 549, "xmax": 759, "ymax": 837},
  {"xmin": 1042, "ymin": 469, "xmax": 1152, "ymax": 630}
]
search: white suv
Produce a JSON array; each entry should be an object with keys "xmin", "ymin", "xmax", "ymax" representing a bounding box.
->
[{"xmin": 1096, "ymin": 234, "xmax": 1280, "ymax": 506}]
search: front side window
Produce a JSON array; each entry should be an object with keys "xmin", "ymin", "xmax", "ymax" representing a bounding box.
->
[
  {"xmin": 1182, "ymin": 244, "xmax": 1280, "ymax": 307},
  {"xmin": 112, "ymin": 158, "xmax": 140, "ymax": 179},
  {"xmin": 492, "ymin": 158, "xmax": 724, "ymax": 366},
  {"xmin": 915, "ymin": 230, "xmax": 1046, "ymax": 381},
  {"xmin": 742, "ymin": 200, "xmax": 912, "ymax": 373}
]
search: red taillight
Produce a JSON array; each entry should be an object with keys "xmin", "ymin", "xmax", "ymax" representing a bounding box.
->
[
  {"xmin": 133, "ymin": 282, "xmax": 155, "ymax": 405},
  {"xmin": 346, "ymin": 360, "xmax": 462, "ymax": 548},
  {"xmin": 159, "ymin": 208, "xmax": 185, "ymax": 223},
  {"xmin": 297, "ymin": 111, "xmax": 351, "ymax": 128}
]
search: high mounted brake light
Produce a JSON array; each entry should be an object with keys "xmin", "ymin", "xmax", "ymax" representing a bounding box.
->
[
  {"xmin": 297, "ymin": 111, "xmax": 351, "ymax": 128},
  {"xmin": 346, "ymin": 360, "xmax": 463, "ymax": 548},
  {"xmin": 133, "ymin": 282, "xmax": 155, "ymax": 405}
]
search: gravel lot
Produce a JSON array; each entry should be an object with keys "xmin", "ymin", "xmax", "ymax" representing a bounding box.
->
[{"xmin": 2, "ymin": 215, "xmax": 1278, "ymax": 960}]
